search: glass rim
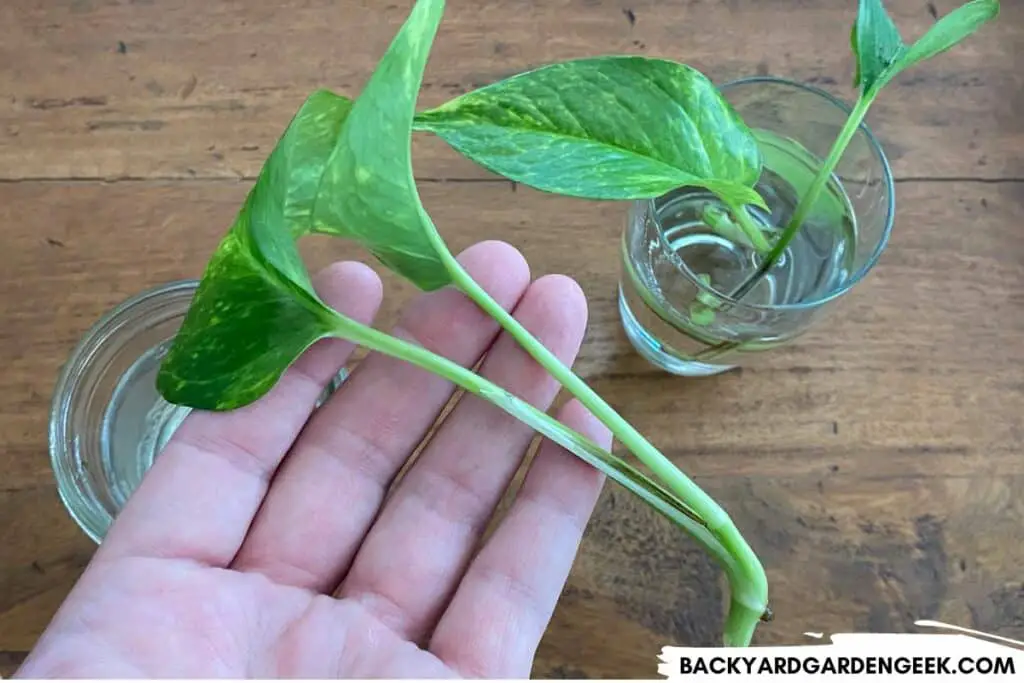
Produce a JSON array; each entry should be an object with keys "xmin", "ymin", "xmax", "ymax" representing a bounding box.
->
[
  {"xmin": 48, "ymin": 279, "xmax": 199, "ymax": 543},
  {"xmin": 645, "ymin": 74, "xmax": 896, "ymax": 313}
]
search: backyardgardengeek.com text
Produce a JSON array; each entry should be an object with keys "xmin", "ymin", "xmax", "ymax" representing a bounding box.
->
[{"xmin": 675, "ymin": 654, "xmax": 1016, "ymax": 676}]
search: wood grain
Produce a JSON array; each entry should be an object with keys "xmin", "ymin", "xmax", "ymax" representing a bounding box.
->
[
  {"xmin": 1, "ymin": 0, "xmax": 1021, "ymax": 182},
  {"xmin": 1, "ymin": 0, "xmax": 1022, "ymax": 678}
]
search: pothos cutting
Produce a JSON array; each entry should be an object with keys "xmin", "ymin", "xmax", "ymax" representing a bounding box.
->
[{"xmin": 155, "ymin": 0, "xmax": 999, "ymax": 647}]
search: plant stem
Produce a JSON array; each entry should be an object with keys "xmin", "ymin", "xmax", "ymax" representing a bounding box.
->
[
  {"xmin": 333, "ymin": 314, "xmax": 743, "ymax": 589},
  {"xmin": 728, "ymin": 93, "xmax": 873, "ymax": 303},
  {"xmin": 729, "ymin": 205, "xmax": 773, "ymax": 255},
  {"xmin": 702, "ymin": 204, "xmax": 772, "ymax": 255},
  {"xmin": 440, "ymin": 251, "xmax": 769, "ymax": 645}
]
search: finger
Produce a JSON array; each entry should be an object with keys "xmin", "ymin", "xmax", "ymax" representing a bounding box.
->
[
  {"xmin": 96, "ymin": 261, "xmax": 384, "ymax": 566},
  {"xmin": 337, "ymin": 274, "xmax": 589, "ymax": 643},
  {"xmin": 430, "ymin": 399, "xmax": 610, "ymax": 678},
  {"xmin": 230, "ymin": 240, "xmax": 531, "ymax": 589}
]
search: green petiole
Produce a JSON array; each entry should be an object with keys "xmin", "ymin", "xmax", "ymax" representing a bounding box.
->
[
  {"xmin": 329, "ymin": 289, "xmax": 769, "ymax": 646},
  {"xmin": 702, "ymin": 204, "xmax": 773, "ymax": 255},
  {"xmin": 438, "ymin": 245, "xmax": 770, "ymax": 644},
  {"xmin": 338, "ymin": 317, "xmax": 709, "ymax": 533},
  {"xmin": 411, "ymin": 207, "xmax": 770, "ymax": 641},
  {"xmin": 728, "ymin": 94, "xmax": 872, "ymax": 302},
  {"xmin": 729, "ymin": 205, "xmax": 773, "ymax": 255}
]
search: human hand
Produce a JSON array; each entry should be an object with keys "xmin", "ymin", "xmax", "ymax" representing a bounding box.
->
[{"xmin": 17, "ymin": 241, "xmax": 610, "ymax": 679}]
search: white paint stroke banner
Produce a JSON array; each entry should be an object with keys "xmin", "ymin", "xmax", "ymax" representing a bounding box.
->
[{"xmin": 658, "ymin": 621, "xmax": 1024, "ymax": 681}]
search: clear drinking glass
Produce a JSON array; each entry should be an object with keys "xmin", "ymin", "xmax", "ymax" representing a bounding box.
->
[
  {"xmin": 618, "ymin": 76, "xmax": 895, "ymax": 376},
  {"xmin": 49, "ymin": 281, "xmax": 347, "ymax": 543}
]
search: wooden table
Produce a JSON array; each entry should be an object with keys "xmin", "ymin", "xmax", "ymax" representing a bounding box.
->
[{"xmin": 1, "ymin": 0, "xmax": 1021, "ymax": 677}]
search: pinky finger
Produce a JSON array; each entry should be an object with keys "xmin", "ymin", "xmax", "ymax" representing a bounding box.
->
[{"xmin": 428, "ymin": 399, "xmax": 611, "ymax": 679}]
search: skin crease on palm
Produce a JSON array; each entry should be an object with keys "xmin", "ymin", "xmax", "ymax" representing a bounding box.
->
[{"xmin": 16, "ymin": 240, "xmax": 612, "ymax": 679}]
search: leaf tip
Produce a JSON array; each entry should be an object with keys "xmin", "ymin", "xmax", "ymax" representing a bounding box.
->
[
  {"xmin": 745, "ymin": 190, "xmax": 770, "ymax": 212},
  {"xmin": 155, "ymin": 362, "xmax": 206, "ymax": 411}
]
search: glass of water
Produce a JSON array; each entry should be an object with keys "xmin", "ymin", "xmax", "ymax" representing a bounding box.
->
[{"xmin": 618, "ymin": 76, "xmax": 895, "ymax": 376}]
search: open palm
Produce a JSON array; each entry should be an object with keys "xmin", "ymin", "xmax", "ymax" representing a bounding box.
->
[{"xmin": 18, "ymin": 241, "xmax": 609, "ymax": 679}]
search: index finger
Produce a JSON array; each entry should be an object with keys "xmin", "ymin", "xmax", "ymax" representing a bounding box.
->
[{"xmin": 95, "ymin": 261, "xmax": 383, "ymax": 567}]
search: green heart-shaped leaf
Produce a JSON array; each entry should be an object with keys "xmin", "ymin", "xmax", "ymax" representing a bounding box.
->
[
  {"xmin": 310, "ymin": 0, "xmax": 452, "ymax": 291},
  {"xmin": 156, "ymin": 172, "xmax": 340, "ymax": 411},
  {"xmin": 412, "ymin": 56, "xmax": 766, "ymax": 208},
  {"xmin": 269, "ymin": 89, "xmax": 353, "ymax": 237},
  {"xmin": 157, "ymin": 0, "xmax": 450, "ymax": 409}
]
